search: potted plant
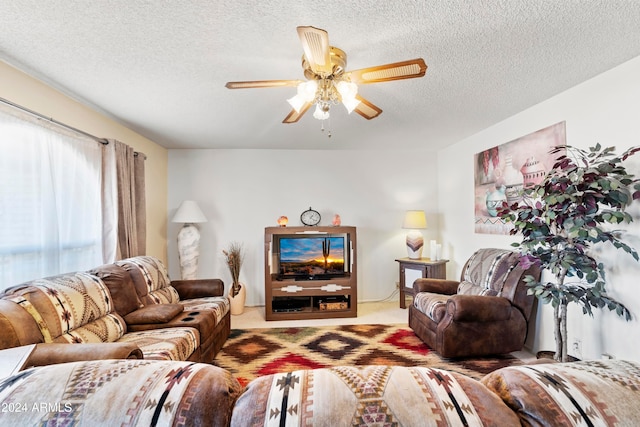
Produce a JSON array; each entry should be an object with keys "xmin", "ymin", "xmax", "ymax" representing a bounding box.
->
[
  {"xmin": 498, "ymin": 144, "xmax": 640, "ymax": 362},
  {"xmin": 223, "ymin": 241, "xmax": 246, "ymax": 315}
]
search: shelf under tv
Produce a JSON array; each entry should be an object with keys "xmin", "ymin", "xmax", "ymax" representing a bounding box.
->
[{"xmin": 264, "ymin": 226, "xmax": 357, "ymax": 321}]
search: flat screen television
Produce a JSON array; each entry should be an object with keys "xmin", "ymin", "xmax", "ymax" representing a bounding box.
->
[{"xmin": 274, "ymin": 233, "xmax": 350, "ymax": 280}]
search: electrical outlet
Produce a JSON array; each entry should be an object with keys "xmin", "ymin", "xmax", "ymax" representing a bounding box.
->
[{"xmin": 572, "ymin": 339, "xmax": 582, "ymax": 359}]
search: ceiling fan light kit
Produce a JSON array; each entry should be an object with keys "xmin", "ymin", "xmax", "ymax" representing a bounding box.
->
[{"xmin": 226, "ymin": 26, "xmax": 427, "ymax": 130}]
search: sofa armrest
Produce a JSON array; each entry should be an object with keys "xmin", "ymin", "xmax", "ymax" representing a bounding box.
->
[
  {"xmin": 171, "ymin": 279, "xmax": 224, "ymax": 300},
  {"xmin": 0, "ymin": 299, "xmax": 44, "ymax": 349},
  {"xmin": 446, "ymin": 295, "xmax": 513, "ymax": 322},
  {"xmin": 26, "ymin": 342, "xmax": 143, "ymax": 367},
  {"xmin": 413, "ymin": 278, "xmax": 459, "ymax": 295}
]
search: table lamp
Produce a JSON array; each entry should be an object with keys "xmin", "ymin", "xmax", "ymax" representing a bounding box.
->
[
  {"xmin": 402, "ymin": 210, "xmax": 427, "ymax": 259},
  {"xmin": 172, "ymin": 200, "xmax": 207, "ymax": 279}
]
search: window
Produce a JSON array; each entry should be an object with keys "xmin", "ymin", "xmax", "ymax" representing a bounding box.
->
[{"xmin": 0, "ymin": 106, "xmax": 103, "ymax": 289}]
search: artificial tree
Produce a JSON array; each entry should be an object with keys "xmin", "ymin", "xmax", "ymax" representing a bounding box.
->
[{"xmin": 498, "ymin": 144, "xmax": 640, "ymax": 362}]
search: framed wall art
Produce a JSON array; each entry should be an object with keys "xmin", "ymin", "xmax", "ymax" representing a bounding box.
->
[{"xmin": 474, "ymin": 121, "xmax": 566, "ymax": 234}]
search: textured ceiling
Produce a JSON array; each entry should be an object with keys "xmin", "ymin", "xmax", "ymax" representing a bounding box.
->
[{"xmin": 1, "ymin": 1, "xmax": 640, "ymax": 150}]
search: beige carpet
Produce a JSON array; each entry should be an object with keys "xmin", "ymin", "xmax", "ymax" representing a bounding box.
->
[{"xmin": 213, "ymin": 324, "xmax": 522, "ymax": 386}]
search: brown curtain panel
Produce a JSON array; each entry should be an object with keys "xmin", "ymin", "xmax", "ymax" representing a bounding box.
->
[
  {"xmin": 134, "ymin": 151, "xmax": 146, "ymax": 255},
  {"xmin": 109, "ymin": 139, "xmax": 146, "ymax": 259}
]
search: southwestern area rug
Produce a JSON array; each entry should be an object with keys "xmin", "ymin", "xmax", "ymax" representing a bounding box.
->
[{"xmin": 213, "ymin": 324, "xmax": 522, "ymax": 386}]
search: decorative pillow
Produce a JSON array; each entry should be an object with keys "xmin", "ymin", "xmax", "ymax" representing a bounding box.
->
[
  {"xmin": 124, "ymin": 304, "xmax": 184, "ymax": 324},
  {"xmin": 89, "ymin": 264, "xmax": 143, "ymax": 316}
]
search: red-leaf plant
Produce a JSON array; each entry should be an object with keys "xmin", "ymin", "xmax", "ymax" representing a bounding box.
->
[{"xmin": 498, "ymin": 144, "xmax": 640, "ymax": 362}]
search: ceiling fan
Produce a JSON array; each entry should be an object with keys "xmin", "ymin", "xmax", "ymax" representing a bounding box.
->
[{"xmin": 225, "ymin": 26, "xmax": 427, "ymax": 124}]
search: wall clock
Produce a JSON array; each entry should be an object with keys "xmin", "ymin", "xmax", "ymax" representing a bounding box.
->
[{"xmin": 300, "ymin": 207, "xmax": 321, "ymax": 226}]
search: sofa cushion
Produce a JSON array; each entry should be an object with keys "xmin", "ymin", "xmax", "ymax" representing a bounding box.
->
[
  {"xmin": 457, "ymin": 280, "xmax": 499, "ymax": 296},
  {"xmin": 0, "ymin": 359, "xmax": 242, "ymax": 427},
  {"xmin": 481, "ymin": 360, "xmax": 640, "ymax": 426},
  {"xmin": 124, "ymin": 304, "xmax": 184, "ymax": 324},
  {"xmin": 462, "ymin": 249, "xmax": 517, "ymax": 296},
  {"xmin": 117, "ymin": 327, "xmax": 199, "ymax": 361},
  {"xmin": 181, "ymin": 297, "xmax": 230, "ymax": 324},
  {"xmin": 116, "ymin": 256, "xmax": 180, "ymax": 305},
  {"xmin": 3, "ymin": 272, "xmax": 117, "ymax": 343},
  {"xmin": 413, "ymin": 292, "xmax": 449, "ymax": 322},
  {"xmin": 231, "ymin": 365, "xmax": 520, "ymax": 426},
  {"xmin": 53, "ymin": 313, "xmax": 126, "ymax": 344},
  {"xmin": 89, "ymin": 263, "xmax": 143, "ymax": 316}
]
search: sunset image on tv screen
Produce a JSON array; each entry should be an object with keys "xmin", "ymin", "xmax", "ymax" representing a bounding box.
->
[{"xmin": 279, "ymin": 237, "xmax": 345, "ymax": 276}]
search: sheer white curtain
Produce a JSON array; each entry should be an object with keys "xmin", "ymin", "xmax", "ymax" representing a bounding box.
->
[{"xmin": 0, "ymin": 105, "xmax": 105, "ymax": 289}]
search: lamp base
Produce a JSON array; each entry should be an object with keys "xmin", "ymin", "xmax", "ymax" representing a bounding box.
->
[
  {"xmin": 177, "ymin": 223, "xmax": 200, "ymax": 279},
  {"xmin": 406, "ymin": 230, "xmax": 424, "ymax": 259}
]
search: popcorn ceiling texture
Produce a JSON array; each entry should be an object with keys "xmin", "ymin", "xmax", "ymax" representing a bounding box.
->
[{"xmin": 1, "ymin": 1, "xmax": 639, "ymax": 150}]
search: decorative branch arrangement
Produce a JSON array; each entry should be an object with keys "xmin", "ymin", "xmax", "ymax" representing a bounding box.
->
[{"xmin": 223, "ymin": 241, "xmax": 244, "ymax": 297}]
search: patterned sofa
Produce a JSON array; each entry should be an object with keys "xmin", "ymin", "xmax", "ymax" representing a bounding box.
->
[
  {"xmin": 1, "ymin": 358, "xmax": 638, "ymax": 426},
  {"xmin": 0, "ymin": 256, "xmax": 230, "ymax": 364},
  {"xmin": 0, "ymin": 359, "xmax": 242, "ymax": 426}
]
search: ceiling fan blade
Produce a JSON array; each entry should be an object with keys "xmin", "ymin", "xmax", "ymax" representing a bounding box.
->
[
  {"xmin": 297, "ymin": 26, "xmax": 332, "ymax": 75},
  {"xmin": 283, "ymin": 102, "xmax": 313, "ymax": 123},
  {"xmin": 347, "ymin": 58, "xmax": 427, "ymax": 84},
  {"xmin": 225, "ymin": 80, "xmax": 303, "ymax": 89},
  {"xmin": 354, "ymin": 95, "xmax": 382, "ymax": 120}
]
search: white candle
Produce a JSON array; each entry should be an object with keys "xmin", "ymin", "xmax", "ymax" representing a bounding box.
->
[{"xmin": 430, "ymin": 240, "xmax": 437, "ymax": 260}]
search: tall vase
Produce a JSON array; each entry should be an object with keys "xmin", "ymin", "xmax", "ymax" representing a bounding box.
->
[{"xmin": 229, "ymin": 282, "xmax": 246, "ymax": 315}]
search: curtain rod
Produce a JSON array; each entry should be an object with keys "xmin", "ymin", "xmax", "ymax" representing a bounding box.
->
[{"xmin": 1, "ymin": 96, "xmax": 109, "ymax": 145}]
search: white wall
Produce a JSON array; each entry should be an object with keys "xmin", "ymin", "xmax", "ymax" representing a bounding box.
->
[
  {"xmin": 438, "ymin": 55, "xmax": 640, "ymax": 361},
  {"xmin": 168, "ymin": 149, "xmax": 439, "ymax": 306}
]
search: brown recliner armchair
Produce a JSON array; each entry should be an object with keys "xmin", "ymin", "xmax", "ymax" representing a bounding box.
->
[{"xmin": 408, "ymin": 248, "xmax": 540, "ymax": 358}]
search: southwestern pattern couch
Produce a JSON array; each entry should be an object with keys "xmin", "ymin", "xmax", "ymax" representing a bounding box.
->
[
  {"xmin": 0, "ymin": 358, "xmax": 638, "ymax": 425},
  {"xmin": 0, "ymin": 256, "xmax": 230, "ymax": 364}
]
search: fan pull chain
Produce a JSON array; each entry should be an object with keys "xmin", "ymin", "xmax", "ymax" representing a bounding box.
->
[{"xmin": 320, "ymin": 118, "xmax": 332, "ymax": 138}]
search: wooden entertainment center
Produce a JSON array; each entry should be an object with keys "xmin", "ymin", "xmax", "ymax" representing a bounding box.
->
[{"xmin": 264, "ymin": 226, "xmax": 357, "ymax": 321}]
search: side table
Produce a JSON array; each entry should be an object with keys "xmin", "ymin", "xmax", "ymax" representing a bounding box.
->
[{"xmin": 395, "ymin": 258, "xmax": 448, "ymax": 309}]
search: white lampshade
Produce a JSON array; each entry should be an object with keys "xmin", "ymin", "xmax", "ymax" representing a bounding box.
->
[
  {"xmin": 342, "ymin": 96, "xmax": 361, "ymax": 114},
  {"xmin": 336, "ymin": 81, "xmax": 360, "ymax": 114},
  {"xmin": 288, "ymin": 80, "xmax": 318, "ymax": 112},
  {"xmin": 172, "ymin": 200, "xmax": 207, "ymax": 224},
  {"xmin": 402, "ymin": 210, "xmax": 427, "ymax": 229},
  {"xmin": 313, "ymin": 104, "xmax": 330, "ymax": 120},
  {"xmin": 287, "ymin": 94, "xmax": 306, "ymax": 113},
  {"xmin": 298, "ymin": 80, "xmax": 318, "ymax": 101}
]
